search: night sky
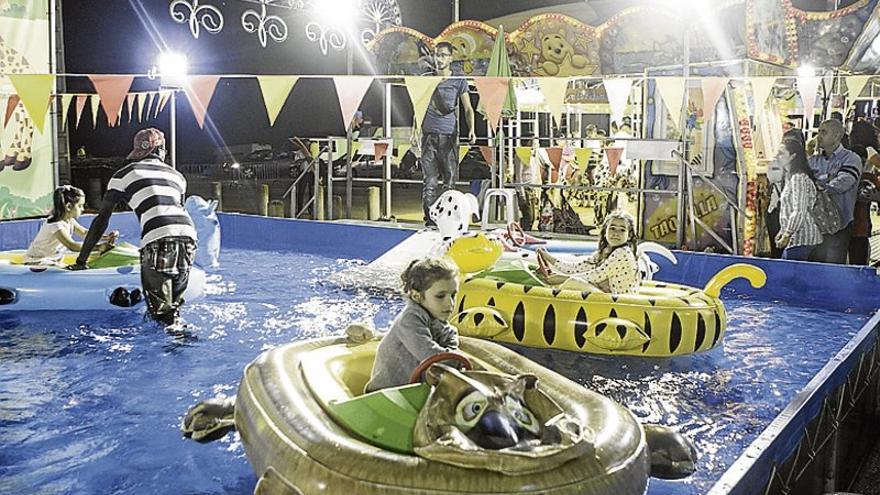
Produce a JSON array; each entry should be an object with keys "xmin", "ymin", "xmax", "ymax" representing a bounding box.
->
[{"xmin": 64, "ymin": 0, "xmax": 577, "ymax": 161}]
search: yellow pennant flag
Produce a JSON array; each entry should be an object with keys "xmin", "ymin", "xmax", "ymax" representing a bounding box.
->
[
  {"xmin": 60, "ymin": 94, "xmax": 73, "ymax": 128},
  {"xmin": 515, "ymin": 146, "xmax": 531, "ymax": 166},
  {"xmin": 397, "ymin": 143, "xmax": 411, "ymax": 162},
  {"xmin": 536, "ymin": 77, "xmax": 570, "ymax": 127},
  {"xmin": 655, "ymin": 77, "xmax": 686, "ymax": 130},
  {"xmin": 574, "ymin": 147, "xmax": 592, "ymax": 168},
  {"xmin": 846, "ymin": 75, "xmax": 871, "ymax": 103},
  {"xmin": 9, "ymin": 74, "xmax": 54, "ymax": 133},
  {"xmin": 404, "ymin": 76, "xmax": 442, "ymax": 130},
  {"xmin": 257, "ymin": 75, "xmax": 299, "ymax": 126},
  {"xmin": 90, "ymin": 94, "xmax": 101, "ymax": 129},
  {"xmin": 458, "ymin": 145, "xmax": 469, "ymax": 164}
]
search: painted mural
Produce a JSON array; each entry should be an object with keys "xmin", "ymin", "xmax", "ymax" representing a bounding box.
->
[
  {"xmin": 795, "ymin": 0, "xmax": 878, "ymax": 69},
  {"xmin": 0, "ymin": 0, "xmax": 53, "ymax": 220}
]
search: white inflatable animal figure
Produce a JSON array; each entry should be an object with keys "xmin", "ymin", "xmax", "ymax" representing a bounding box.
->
[
  {"xmin": 636, "ymin": 242, "xmax": 677, "ymax": 280},
  {"xmin": 428, "ymin": 190, "xmax": 480, "ymax": 256},
  {"xmin": 185, "ymin": 195, "xmax": 221, "ymax": 269}
]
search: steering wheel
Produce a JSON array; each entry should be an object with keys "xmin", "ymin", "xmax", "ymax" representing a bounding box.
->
[
  {"xmin": 535, "ymin": 249, "xmax": 552, "ymax": 278},
  {"xmin": 506, "ymin": 222, "xmax": 526, "ymax": 247},
  {"xmin": 409, "ymin": 352, "xmax": 473, "ymax": 384}
]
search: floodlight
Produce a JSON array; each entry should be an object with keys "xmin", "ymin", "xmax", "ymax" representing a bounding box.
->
[
  {"xmin": 314, "ymin": 0, "xmax": 359, "ymax": 28},
  {"xmin": 157, "ymin": 52, "xmax": 188, "ymax": 88},
  {"xmin": 796, "ymin": 64, "xmax": 815, "ymax": 79}
]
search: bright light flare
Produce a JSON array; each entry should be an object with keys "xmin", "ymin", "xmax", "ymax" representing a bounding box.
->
[
  {"xmin": 314, "ymin": 0, "xmax": 359, "ymax": 28},
  {"xmin": 797, "ymin": 64, "xmax": 815, "ymax": 78},
  {"xmin": 157, "ymin": 52, "xmax": 188, "ymax": 87}
]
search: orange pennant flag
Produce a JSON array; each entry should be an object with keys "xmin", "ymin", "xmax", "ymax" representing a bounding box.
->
[
  {"xmin": 88, "ymin": 75, "xmax": 134, "ymax": 127},
  {"xmin": 75, "ymin": 95, "xmax": 88, "ymax": 129},
  {"xmin": 183, "ymin": 76, "xmax": 221, "ymax": 128},
  {"xmin": 545, "ymin": 147, "xmax": 563, "ymax": 168},
  {"xmin": 4, "ymin": 95, "xmax": 19, "ymax": 128},
  {"xmin": 332, "ymin": 76, "xmax": 374, "ymax": 131},
  {"xmin": 479, "ymin": 145, "xmax": 495, "ymax": 166},
  {"xmin": 605, "ymin": 147, "xmax": 624, "ymax": 176},
  {"xmin": 473, "ymin": 77, "xmax": 510, "ymax": 131},
  {"xmin": 701, "ymin": 78, "xmax": 729, "ymax": 123},
  {"xmin": 374, "ymin": 142, "xmax": 389, "ymax": 162}
]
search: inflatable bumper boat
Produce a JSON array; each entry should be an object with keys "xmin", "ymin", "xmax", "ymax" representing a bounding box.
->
[
  {"xmin": 0, "ymin": 243, "xmax": 205, "ymax": 310},
  {"xmin": 233, "ymin": 335, "xmax": 693, "ymax": 495}
]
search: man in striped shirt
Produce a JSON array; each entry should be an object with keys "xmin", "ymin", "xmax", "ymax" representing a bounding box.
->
[
  {"xmin": 71, "ymin": 128, "xmax": 198, "ymax": 324},
  {"xmin": 808, "ymin": 119, "xmax": 863, "ymax": 264}
]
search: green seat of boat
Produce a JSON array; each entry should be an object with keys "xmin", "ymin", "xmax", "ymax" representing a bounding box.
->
[{"xmin": 300, "ymin": 341, "xmax": 430, "ymax": 454}]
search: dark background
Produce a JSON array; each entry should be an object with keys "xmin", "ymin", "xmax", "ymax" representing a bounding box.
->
[{"xmin": 64, "ymin": 0, "xmax": 578, "ymax": 161}]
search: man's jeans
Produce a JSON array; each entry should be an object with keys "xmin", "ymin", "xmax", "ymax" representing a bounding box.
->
[
  {"xmin": 810, "ymin": 222, "xmax": 853, "ymax": 264},
  {"xmin": 420, "ymin": 133, "xmax": 458, "ymax": 223},
  {"xmin": 140, "ymin": 236, "xmax": 197, "ymax": 324}
]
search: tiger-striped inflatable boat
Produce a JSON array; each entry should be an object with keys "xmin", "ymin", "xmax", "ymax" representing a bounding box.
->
[{"xmin": 453, "ymin": 263, "xmax": 766, "ymax": 357}]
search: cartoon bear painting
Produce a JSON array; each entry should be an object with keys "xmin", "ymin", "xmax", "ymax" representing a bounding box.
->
[{"xmin": 537, "ymin": 29, "xmax": 590, "ymax": 76}]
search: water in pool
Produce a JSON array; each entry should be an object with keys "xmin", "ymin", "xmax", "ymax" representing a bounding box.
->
[{"xmin": 0, "ymin": 248, "xmax": 870, "ymax": 494}]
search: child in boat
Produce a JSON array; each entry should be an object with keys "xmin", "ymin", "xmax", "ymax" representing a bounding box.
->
[
  {"xmin": 365, "ymin": 257, "xmax": 460, "ymax": 392},
  {"xmin": 24, "ymin": 185, "xmax": 117, "ymax": 266},
  {"xmin": 535, "ymin": 210, "xmax": 639, "ymax": 295}
]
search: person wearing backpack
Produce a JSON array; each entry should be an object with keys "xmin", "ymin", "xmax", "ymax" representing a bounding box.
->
[
  {"xmin": 774, "ymin": 138, "xmax": 823, "ymax": 260},
  {"xmin": 808, "ymin": 119, "xmax": 863, "ymax": 264}
]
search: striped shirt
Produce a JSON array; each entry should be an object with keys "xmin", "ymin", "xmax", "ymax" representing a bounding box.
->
[
  {"xmin": 808, "ymin": 145, "xmax": 863, "ymax": 227},
  {"xmin": 779, "ymin": 173, "xmax": 822, "ymax": 248},
  {"xmin": 105, "ymin": 158, "xmax": 196, "ymax": 247}
]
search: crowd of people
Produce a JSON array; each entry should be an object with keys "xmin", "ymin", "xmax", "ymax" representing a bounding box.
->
[{"xmin": 766, "ymin": 115, "xmax": 880, "ymax": 265}]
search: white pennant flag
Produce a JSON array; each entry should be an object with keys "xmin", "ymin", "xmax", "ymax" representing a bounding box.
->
[
  {"xmin": 750, "ymin": 77, "xmax": 776, "ymax": 125},
  {"xmin": 797, "ymin": 76, "xmax": 821, "ymax": 129},
  {"xmin": 603, "ymin": 78, "xmax": 634, "ymax": 127},
  {"xmin": 846, "ymin": 75, "xmax": 871, "ymax": 103}
]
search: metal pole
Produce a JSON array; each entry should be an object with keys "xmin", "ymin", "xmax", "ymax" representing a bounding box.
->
[
  {"xmin": 383, "ymin": 81, "xmax": 392, "ymax": 217},
  {"xmin": 676, "ymin": 21, "xmax": 690, "ymax": 248},
  {"xmin": 170, "ymin": 90, "xmax": 177, "ymax": 169},
  {"xmin": 453, "ymin": 0, "xmax": 459, "ymax": 22}
]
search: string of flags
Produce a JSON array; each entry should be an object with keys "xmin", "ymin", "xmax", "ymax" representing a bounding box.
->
[{"xmin": 1, "ymin": 74, "xmax": 873, "ymax": 135}]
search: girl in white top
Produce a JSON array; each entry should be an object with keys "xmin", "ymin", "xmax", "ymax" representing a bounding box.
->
[
  {"xmin": 536, "ymin": 210, "xmax": 640, "ymax": 295},
  {"xmin": 24, "ymin": 186, "xmax": 116, "ymax": 265}
]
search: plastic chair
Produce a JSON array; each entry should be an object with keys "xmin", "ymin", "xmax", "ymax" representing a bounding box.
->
[{"xmin": 481, "ymin": 188, "xmax": 519, "ymax": 230}]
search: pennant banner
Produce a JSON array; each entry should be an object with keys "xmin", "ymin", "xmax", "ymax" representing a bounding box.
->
[
  {"xmin": 458, "ymin": 145, "xmax": 469, "ymax": 163},
  {"xmin": 573, "ymin": 147, "xmax": 592, "ymax": 168},
  {"xmin": 536, "ymin": 77, "xmax": 569, "ymax": 127},
  {"xmin": 126, "ymin": 93, "xmax": 136, "ymax": 123},
  {"xmin": 374, "ymin": 142, "xmax": 389, "ymax": 162},
  {"xmin": 4, "ymin": 95, "xmax": 19, "ymax": 128},
  {"xmin": 606, "ymin": 147, "xmax": 624, "ymax": 176},
  {"xmin": 90, "ymin": 94, "xmax": 100, "ymax": 129},
  {"xmin": 332, "ymin": 76, "xmax": 374, "ymax": 131},
  {"xmin": 183, "ymin": 76, "xmax": 221, "ymax": 128},
  {"xmin": 515, "ymin": 146, "xmax": 531, "ymax": 167},
  {"xmin": 797, "ymin": 76, "xmax": 821, "ymax": 129},
  {"xmin": 60, "ymin": 94, "xmax": 73, "ymax": 128},
  {"xmin": 155, "ymin": 91, "xmax": 171, "ymax": 118},
  {"xmin": 9, "ymin": 74, "xmax": 54, "ymax": 132},
  {"xmin": 404, "ymin": 76, "xmax": 442, "ymax": 131},
  {"xmin": 701, "ymin": 78, "xmax": 729, "ymax": 123},
  {"xmin": 846, "ymin": 75, "xmax": 870, "ymax": 104},
  {"xmin": 545, "ymin": 147, "xmax": 563, "ymax": 168},
  {"xmin": 479, "ymin": 145, "xmax": 495, "ymax": 166},
  {"xmin": 257, "ymin": 75, "xmax": 299, "ymax": 126},
  {"xmin": 473, "ymin": 77, "xmax": 510, "ymax": 131},
  {"xmin": 655, "ymin": 77, "xmax": 686, "ymax": 130},
  {"xmin": 397, "ymin": 143, "xmax": 411, "ymax": 161},
  {"xmin": 75, "ymin": 95, "xmax": 88, "ymax": 129},
  {"xmin": 141, "ymin": 92, "xmax": 153, "ymax": 122},
  {"xmin": 88, "ymin": 75, "xmax": 134, "ymax": 127},
  {"xmin": 603, "ymin": 78, "xmax": 633, "ymax": 127}
]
